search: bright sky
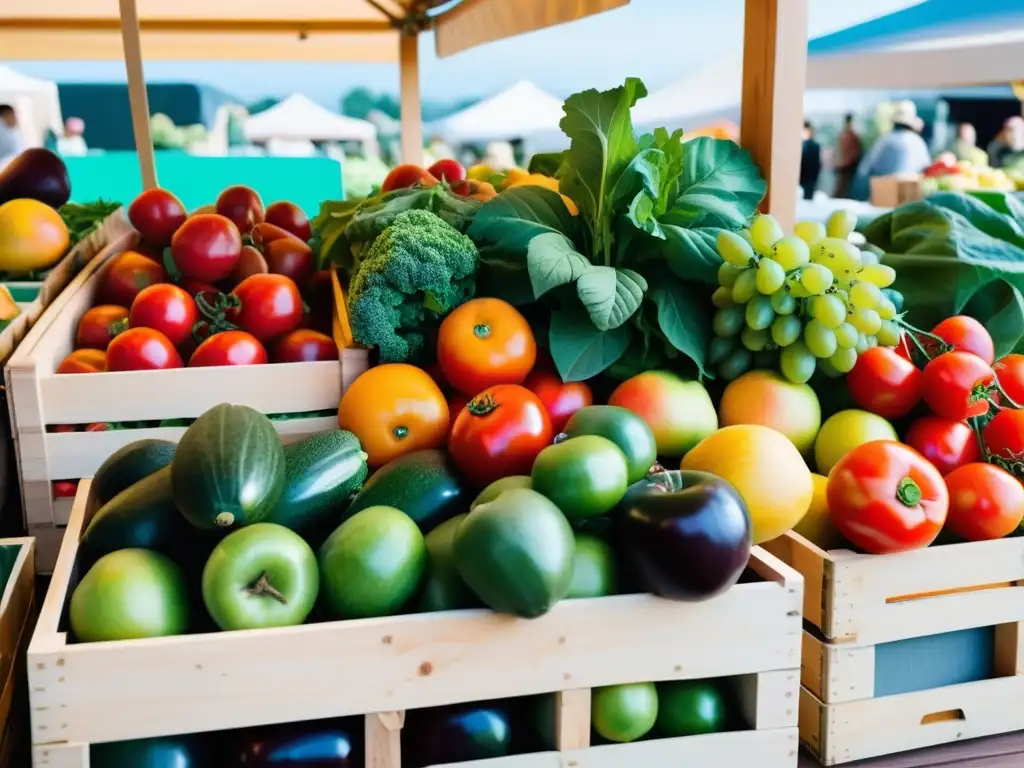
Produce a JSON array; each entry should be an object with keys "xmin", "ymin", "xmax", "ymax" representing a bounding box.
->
[{"xmin": 12, "ymin": 0, "xmax": 924, "ymax": 105}]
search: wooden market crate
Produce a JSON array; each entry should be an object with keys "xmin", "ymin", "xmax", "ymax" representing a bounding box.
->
[
  {"xmin": 764, "ymin": 532, "xmax": 1024, "ymax": 765},
  {"xmin": 0, "ymin": 537, "xmax": 37, "ymax": 768},
  {"xmin": 4, "ymin": 222, "xmax": 369, "ymax": 572},
  {"xmin": 29, "ymin": 480, "xmax": 804, "ymax": 767}
]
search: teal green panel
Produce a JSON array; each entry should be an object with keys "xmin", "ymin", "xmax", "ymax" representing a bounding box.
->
[{"xmin": 874, "ymin": 626, "xmax": 994, "ymax": 697}]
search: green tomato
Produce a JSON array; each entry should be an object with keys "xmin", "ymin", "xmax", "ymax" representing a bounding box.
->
[
  {"xmin": 566, "ymin": 534, "xmax": 618, "ymax": 599},
  {"xmin": 202, "ymin": 523, "xmax": 319, "ymax": 631},
  {"xmin": 531, "ymin": 436, "xmax": 629, "ymax": 520},
  {"xmin": 70, "ymin": 549, "xmax": 188, "ymax": 642},
  {"xmin": 562, "ymin": 405, "xmax": 658, "ymax": 485},
  {"xmin": 471, "ymin": 476, "xmax": 532, "ymax": 510},
  {"xmin": 656, "ymin": 680, "xmax": 728, "ymax": 737},
  {"xmin": 592, "ymin": 683, "xmax": 659, "ymax": 743}
]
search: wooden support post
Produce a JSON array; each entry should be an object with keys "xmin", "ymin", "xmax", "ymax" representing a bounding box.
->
[
  {"xmin": 740, "ymin": 0, "xmax": 809, "ymax": 230},
  {"xmin": 399, "ymin": 31, "xmax": 423, "ymax": 166},
  {"xmin": 118, "ymin": 0, "xmax": 158, "ymax": 190},
  {"xmin": 365, "ymin": 710, "xmax": 403, "ymax": 768},
  {"xmin": 555, "ymin": 688, "xmax": 591, "ymax": 750}
]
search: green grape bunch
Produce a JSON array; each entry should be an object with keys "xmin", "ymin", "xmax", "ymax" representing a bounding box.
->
[{"xmin": 709, "ymin": 210, "xmax": 904, "ymax": 384}]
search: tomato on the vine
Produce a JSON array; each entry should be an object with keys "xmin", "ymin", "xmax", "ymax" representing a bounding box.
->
[
  {"xmin": 170, "ymin": 213, "xmax": 242, "ymax": 283},
  {"xmin": 903, "ymin": 416, "xmax": 981, "ymax": 476},
  {"xmin": 846, "ymin": 346, "xmax": 922, "ymax": 419},
  {"xmin": 264, "ymin": 201, "xmax": 311, "ymax": 242},
  {"xmin": 437, "ymin": 298, "xmax": 537, "ymax": 395},
  {"xmin": 215, "ymin": 185, "xmax": 264, "ymax": 233},
  {"xmin": 921, "ymin": 351, "xmax": 995, "ymax": 420},
  {"xmin": 944, "ymin": 463, "xmax": 1024, "ymax": 541},
  {"xmin": 56, "ymin": 348, "xmax": 106, "ymax": 374},
  {"xmin": 75, "ymin": 305, "xmax": 128, "ymax": 351},
  {"xmin": 129, "ymin": 284, "xmax": 199, "ymax": 348},
  {"xmin": 523, "ymin": 370, "xmax": 593, "ymax": 433},
  {"xmin": 106, "ymin": 328, "xmax": 183, "ymax": 371},
  {"xmin": 826, "ymin": 440, "xmax": 948, "ymax": 554},
  {"xmin": 982, "ymin": 408, "xmax": 1024, "ymax": 466},
  {"xmin": 448, "ymin": 384, "xmax": 553, "ymax": 488},
  {"xmin": 97, "ymin": 251, "xmax": 167, "ymax": 307},
  {"xmin": 128, "ymin": 188, "xmax": 188, "ymax": 247},
  {"xmin": 995, "ymin": 354, "xmax": 1024, "ymax": 406},
  {"xmin": 229, "ymin": 274, "xmax": 304, "ymax": 342},
  {"xmin": 271, "ymin": 329, "xmax": 337, "ymax": 363},
  {"xmin": 930, "ymin": 316, "xmax": 995, "ymax": 365},
  {"xmin": 189, "ymin": 331, "xmax": 267, "ymax": 367}
]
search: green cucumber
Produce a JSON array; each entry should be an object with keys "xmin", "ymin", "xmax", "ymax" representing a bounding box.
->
[
  {"xmin": 92, "ymin": 439, "xmax": 177, "ymax": 506},
  {"xmin": 81, "ymin": 466, "xmax": 189, "ymax": 563},
  {"xmin": 170, "ymin": 404, "xmax": 285, "ymax": 530},
  {"xmin": 263, "ymin": 430, "xmax": 369, "ymax": 533}
]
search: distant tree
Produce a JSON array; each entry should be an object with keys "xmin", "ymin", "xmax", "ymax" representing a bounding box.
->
[
  {"xmin": 248, "ymin": 97, "xmax": 280, "ymax": 115},
  {"xmin": 342, "ymin": 88, "xmax": 377, "ymax": 119},
  {"xmin": 375, "ymin": 94, "xmax": 401, "ymax": 120}
]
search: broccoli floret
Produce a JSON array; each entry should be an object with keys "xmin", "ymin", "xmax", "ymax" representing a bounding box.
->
[{"xmin": 348, "ymin": 209, "xmax": 478, "ymax": 363}]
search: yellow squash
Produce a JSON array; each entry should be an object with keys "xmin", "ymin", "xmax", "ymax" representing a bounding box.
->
[
  {"xmin": 504, "ymin": 172, "xmax": 579, "ymax": 216},
  {"xmin": 0, "ymin": 199, "xmax": 70, "ymax": 274}
]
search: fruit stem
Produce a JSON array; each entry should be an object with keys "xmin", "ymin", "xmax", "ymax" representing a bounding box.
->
[
  {"xmin": 968, "ymin": 416, "xmax": 990, "ymax": 463},
  {"xmin": 467, "ymin": 394, "xmax": 500, "ymax": 417},
  {"xmin": 473, "ymin": 323, "xmax": 491, "ymax": 339},
  {"xmin": 248, "ymin": 573, "xmax": 288, "ymax": 604},
  {"xmin": 895, "ymin": 477, "xmax": 922, "ymax": 506}
]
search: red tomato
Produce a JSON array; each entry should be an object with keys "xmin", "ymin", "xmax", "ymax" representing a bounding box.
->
[
  {"xmin": 97, "ymin": 251, "xmax": 168, "ymax": 307},
  {"xmin": 448, "ymin": 384, "xmax": 553, "ymax": 488},
  {"xmin": 129, "ymin": 284, "xmax": 198, "ymax": 348},
  {"xmin": 271, "ymin": 329, "xmax": 337, "ymax": 363},
  {"xmin": 106, "ymin": 328, "xmax": 183, "ymax": 371},
  {"xmin": 75, "ymin": 305, "xmax": 128, "ymax": 351},
  {"xmin": 427, "ymin": 159, "xmax": 466, "ymax": 183},
  {"xmin": 85, "ymin": 422, "xmax": 116, "ymax": 432},
  {"xmin": 56, "ymin": 348, "xmax": 106, "ymax": 374},
  {"xmin": 930, "ymin": 316, "xmax": 995, "ymax": 365},
  {"xmin": 230, "ymin": 274, "xmax": 304, "ymax": 342},
  {"xmin": 250, "ymin": 221, "xmax": 302, "ymax": 248},
  {"xmin": 264, "ymin": 201, "xmax": 311, "ymax": 242},
  {"xmin": 994, "ymin": 354, "xmax": 1024, "ymax": 407},
  {"xmin": 847, "ymin": 347, "xmax": 922, "ymax": 419},
  {"xmin": 179, "ymin": 277, "xmax": 221, "ymax": 300},
  {"xmin": 921, "ymin": 351, "xmax": 995, "ymax": 420},
  {"xmin": 53, "ymin": 481, "xmax": 78, "ymax": 498},
  {"xmin": 189, "ymin": 330, "xmax": 267, "ymax": 367},
  {"xmin": 437, "ymin": 298, "xmax": 537, "ymax": 395},
  {"xmin": 263, "ymin": 238, "xmax": 315, "ymax": 284},
  {"xmin": 944, "ymin": 463, "xmax": 1024, "ymax": 541},
  {"xmin": 170, "ymin": 214, "xmax": 242, "ymax": 283},
  {"xmin": 128, "ymin": 188, "xmax": 188, "ymax": 247},
  {"xmin": 523, "ymin": 370, "xmax": 593, "ymax": 433},
  {"xmin": 982, "ymin": 408, "xmax": 1024, "ymax": 465},
  {"xmin": 904, "ymin": 416, "xmax": 981, "ymax": 476},
  {"xmin": 215, "ymin": 185, "xmax": 264, "ymax": 233},
  {"xmin": 827, "ymin": 440, "xmax": 949, "ymax": 554},
  {"xmin": 48, "ymin": 424, "xmax": 77, "ymax": 433}
]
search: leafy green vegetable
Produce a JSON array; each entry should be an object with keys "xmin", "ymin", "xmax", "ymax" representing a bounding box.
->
[
  {"xmin": 60, "ymin": 200, "xmax": 122, "ymax": 246},
  {"xmin": 468, "ymin": 79, "xmax": 766, "ymax": 381}
]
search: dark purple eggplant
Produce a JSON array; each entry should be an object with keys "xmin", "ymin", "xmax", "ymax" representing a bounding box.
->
[
  {"xmin": 617, "ymin": 469, "xmax": 752, "ymax": 601},
  {"xmin": 0, "ymin": 148, "xmax": 71, "ymax": 208},
  {"xmin": 403, "ymin": 702, "xmax": 511, "ymax": 767},
  {"xmin": 229, "ymin": 720, "xmax": 360, "ymax": 766}
]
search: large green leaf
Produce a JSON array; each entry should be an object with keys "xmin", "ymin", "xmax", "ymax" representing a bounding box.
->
[
  {"xmin": 549, "ymin": 307, "xmax": 632, "ymax": 382},
  {"xmin": 468, "ymin": 186, "xmax": 578, "ymax": 256},
  {"xmin": 528, "ymin": 152, "xmax": 565, "ymax": 177},
  {"xmin": 649, "ymin": 282, "xmax": 711, "ymax": 377},
  {"xmin": 575, "ymin": 267, "xmax": 647, "ymax": 331},
  {"xmin": 557, "ymin": 78, "xmax": 647, "ymax": 262},
  {"xmin": 527, "ymin": 232, "xmax": 591, "ymax": 298},
  {"xmin": 658, "ymin": 225, "xmax": 725, "ymax": 284},
  {"xmin": 670, "ymin": 137, "xmax": 767, "ymax": 229},
  {"xmin": 926, "ymin": 192, "xmax": 1024, "ymax": 249}
]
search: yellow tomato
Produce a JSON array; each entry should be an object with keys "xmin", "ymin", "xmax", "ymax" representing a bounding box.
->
[
  {"xmin": 338, "ymin": 364, "xmax": 449, "ymax": 467},
  {"xmin": 814, "ymin": 409, "xmax": 898, "ymax": 475},
  {"xmin": 0, "ymin": 199, "xmax": 69, "ymax": 273},
  {"xmin": 719, "ymin": 370, "xmax": 821, "ymax": 454}
]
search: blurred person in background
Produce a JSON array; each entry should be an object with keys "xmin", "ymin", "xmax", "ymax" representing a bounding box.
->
[
  {"xmin": 950, "ymin": 122, "xmax": 987, "ymax": 166},
  {"xmin": 857, "ymin": 100, "xmax": 930, "ymax": 180},
  {"xmin": 988, "ymin": 116, "xmax": 1024, "ymax": 168},
  {"xmin": 57, "ymin": 117, "xmax": 88, "ymax": 156},
  {"xmin": 800, "ymin": 120, "xmax": 822, "ymax": 200},
  {"xmin": 833, "ymin": 113, "xmax": 863, "ymax": 198},
  {"xmin": 0, "ymin": 105, "xmax": 23, "ymax": 165}
]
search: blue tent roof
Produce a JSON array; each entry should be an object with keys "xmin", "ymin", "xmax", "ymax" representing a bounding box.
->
[{"xmin": 810, "ymin": 0, "xmax": 1024, "ymax": 55}]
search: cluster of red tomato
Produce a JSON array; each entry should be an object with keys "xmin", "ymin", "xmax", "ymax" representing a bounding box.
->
[
  {"xmin": 55, "ymin": 185, "xmax": 337, "ymax": 375},
  {"xmin": 837, "ymin": 314, "xmax": 1024, "ymax": 550}
]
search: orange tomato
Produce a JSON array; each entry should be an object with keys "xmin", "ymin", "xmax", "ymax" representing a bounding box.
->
[
  {"xmin": 56, "ymin": 348, "xmax": 107, "ymax": 374},
  {"xmin": 437, "ymin": 298, "xmax": 536, "ymax": 396},
  {"xmin": 338, "ymin": 364, "xmax": 449, "ymax": 467}
]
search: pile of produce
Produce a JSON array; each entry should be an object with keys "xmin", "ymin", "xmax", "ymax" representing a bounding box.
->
[
  {"xmin": 56, "ymin": 184, "xmax": 336, "ymax": 375},
  {"xmin": 921, "ymin": 153, "xmax": 1015, "ymax": 193}
]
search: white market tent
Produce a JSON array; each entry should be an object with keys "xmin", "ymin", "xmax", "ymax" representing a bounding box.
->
[
  {"xmin": 427, "ymin": 80, "xmax": 565, "ymax": 144},
  {"xmin": 244, "ymin": 94, "xmax": 377, "ymax": 143},
  {"xmin": 0, "ymin": 66, "xmax": 63, "ymax": 148}
]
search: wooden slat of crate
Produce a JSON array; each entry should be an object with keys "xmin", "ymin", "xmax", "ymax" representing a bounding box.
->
[
  {"xmin": 0, "ymin": 539, "xmax": 36, "ymax": 768},
  {"xmin": 762, "ymin": 533, "xmax": 1024, "ymax": 645},
  {"xmin": 29, "ymin": 480, "xmax": 803, "ymax": 767}
]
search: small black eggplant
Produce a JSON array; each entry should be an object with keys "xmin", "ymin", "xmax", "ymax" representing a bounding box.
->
[
  {"xmin": 229, "ymin": 720, "xmax": 361, "ymax": 766},
  {"xmin": 617, "ymin": 469, "xmax": 752, "ymax": 601}
]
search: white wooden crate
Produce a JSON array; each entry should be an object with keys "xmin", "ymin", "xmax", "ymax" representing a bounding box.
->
[
  {"xmin": 5, "ymin": 222, "xmax": 368, "ymax": 550},
  {"xmin": 29, "ymin": 481, "xmax": 803, "ymax": 767},
  {"xmin": 0, "ymin": 537, "xmax": 36, "ymax": 768}
]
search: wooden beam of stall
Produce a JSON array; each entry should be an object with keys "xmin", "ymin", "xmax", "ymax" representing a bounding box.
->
[
  {"xmin": 119, "ymin": 0, "xmax": 158, "ymax": 191},
  {"xmin": 399, "ymin": 31, "xmax": 424, "ymax": 165},
  {"xmin": 740, "ymin": 0, "xmax": 809, "ymax": 230},
  {"xmin": 3, "ymin": 0, "xmax": 387, "ymax": 24},
  {"xmin": 0, "ymin": 29, "xmax": 400, "ymax": 61},
  {"xmin": 434, "ymin": 0, "xmax": 630, "ymax": 58}
]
